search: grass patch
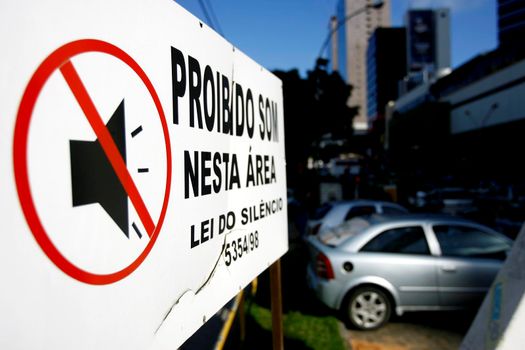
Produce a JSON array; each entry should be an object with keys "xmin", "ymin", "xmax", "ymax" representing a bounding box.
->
[{"xmin": 248, "ymin": 302, "xmax": 347, "ymax": 350}]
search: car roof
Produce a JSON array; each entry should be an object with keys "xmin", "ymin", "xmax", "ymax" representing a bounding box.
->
[{"xmin": 318, "ymin": 213, "xmax": 508, "ymax": 248}]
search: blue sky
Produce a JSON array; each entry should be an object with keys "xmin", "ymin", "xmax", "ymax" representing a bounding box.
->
[{"xmin": 175, "ymin": 0, "xmax": 497, "ymax": 76}]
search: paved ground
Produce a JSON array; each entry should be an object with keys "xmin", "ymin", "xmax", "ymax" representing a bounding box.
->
[{"xmin": 341, "ymin": 311, "xmax": 476, "ymax": 350}]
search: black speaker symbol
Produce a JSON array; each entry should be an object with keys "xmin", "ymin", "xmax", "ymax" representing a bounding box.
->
[{"xmin": 69, "ymin": 99, "xmax": 131, "ymax": 238}]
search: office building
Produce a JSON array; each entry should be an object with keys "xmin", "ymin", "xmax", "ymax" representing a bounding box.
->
[
  {"xmin": 333, "ymin": 0, "xmax": 391, "ymax": 131},
  {"xmin": 396, "ymin": 8, "xmax": 450, "ymax": 96},
  {"xmin": 390, "ymin": 46, "xmax": 525, "ymax": 182},
  {"xmin": 366, "ymin": 27, "xmax": 407, "ymax": 125},
  {"xmin": 498, "ymin": 0, "xmax": 525, "ymax": 46},
  {"xmin": 405, "ymin": 8, "xmax": 450, "ymax": 76}
]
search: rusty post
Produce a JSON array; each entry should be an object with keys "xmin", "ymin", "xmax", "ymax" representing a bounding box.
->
[{"xmin": 270, "ymin": 259, "xmax": 284, "ymax": 350}]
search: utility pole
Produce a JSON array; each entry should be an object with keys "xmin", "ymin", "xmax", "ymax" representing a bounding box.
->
[{"xmin": 330, "ymin": 16, "xmax": 339, "ymax": 72}]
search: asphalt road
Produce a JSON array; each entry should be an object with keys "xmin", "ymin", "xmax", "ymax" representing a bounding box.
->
[{"xmin": 341, "ymin": 310, "xmax": 476, "ymax": 350}]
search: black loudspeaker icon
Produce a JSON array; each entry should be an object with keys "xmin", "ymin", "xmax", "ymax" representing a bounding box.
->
[{"xmin": 69, "ymin": 100, "xmax": 130, "ymax": 238}]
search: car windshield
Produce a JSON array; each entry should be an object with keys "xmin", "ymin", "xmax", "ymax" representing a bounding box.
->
[
  {"xmin": 440, "ymin": 189, "xmax": 472, "ymax": 199},
  {"xmin": 318, "ymin": 217, "xmax": 370, "ymax": 246}
]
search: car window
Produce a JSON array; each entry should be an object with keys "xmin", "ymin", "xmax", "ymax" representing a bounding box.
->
[
  {"xmin": 433, "ymin": 225, "xmax": 511, "ymax": 260},
  {"xmin": 311, "ymin": 203, "xmax": 333, "ymax": 220},
  {"xmin": 382, "ymin": 205, "xmax": 407, "ymax": 215},
  {"xmin": 360, "ymin": 226, "xmax": 430, "ymax": 255},
  {"xmin": 344, "ymin": 205, "xmax": 376, "ymax": 221}
]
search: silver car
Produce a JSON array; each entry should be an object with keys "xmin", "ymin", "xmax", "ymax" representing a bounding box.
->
[{"xmin": 306, "ymin": 214, "xmax": 512, "ymax": 330}]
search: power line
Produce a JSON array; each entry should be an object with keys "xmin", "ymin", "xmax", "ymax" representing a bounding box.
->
[
  {"xmin": 197, "ymin": 0, "xmax": 215, "ymax": 29},
  {"xmin": 204, "ymin": 0, "xmax": 224, "ymax": 36},
  {"xmin": 197, "ymin": 0, "xmax": 224, "ymax": 37}
]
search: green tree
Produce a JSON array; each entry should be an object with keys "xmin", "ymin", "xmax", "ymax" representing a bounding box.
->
[
  {"xmin": 307, "ymin": 59, "xmax": 356, "ymax": 141},
  {"xmin": 273, "ymin": 60, "xmax": 356, "ymax": 183}
]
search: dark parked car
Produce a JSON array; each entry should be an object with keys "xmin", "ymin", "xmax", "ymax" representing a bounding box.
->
[
  {"xmin": 409, "ymin": 187, "xmax": 476, "ymax": 215},
  {"xmin": 306, "ymin": 214, "xmax": 512, "ymax": 330},
  {"xmin": 305, "ymin": 200, "xmax": 408, "ymax": 236}
]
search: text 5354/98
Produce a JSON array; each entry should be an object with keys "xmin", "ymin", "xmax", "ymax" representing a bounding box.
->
[{"xmin": 224, "ymin": 231, "xmax": 259, "ymax": 266}]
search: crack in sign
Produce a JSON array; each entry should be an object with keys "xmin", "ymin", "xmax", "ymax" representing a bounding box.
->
[
  {"xmin": 155, "ymin": 230, "xmax": 240, "ymax": 334},
  {"xmin": 195, "ymin": 230, "xmax": 233, "ymax": 295}
]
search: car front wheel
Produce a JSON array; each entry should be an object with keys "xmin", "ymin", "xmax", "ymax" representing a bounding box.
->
[{"xmin": 346, "ymin": 286, "xmax": 391, "ymax": 330}]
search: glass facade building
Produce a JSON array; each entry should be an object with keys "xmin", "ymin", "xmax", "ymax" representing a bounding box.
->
[
  {"xmin": 498, "ymin": 0, "xmax": 525, "ymax": 46},
  {"xmin": 366, "ymin": 28, "xmax": 407, "ymax": 122}
]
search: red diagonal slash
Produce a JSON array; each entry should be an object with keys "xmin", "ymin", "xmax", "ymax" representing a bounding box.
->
[{"xmin": 60, "ymin": 60, "xmax": 155, "ymax": 237}]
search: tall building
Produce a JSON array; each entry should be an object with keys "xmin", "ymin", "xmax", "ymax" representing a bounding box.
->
[
  {"xmin": 397, "ymin": 8, "xmax": 451, "ymax": 96},
  {"xmin": 405, "ymin": 8, "xmax": 450, "ymax": 76},
  {"xmin": 366, "ymin": 27, "xmax": 407, "ymax": 125},
  {"xmin": 333, "ymin": 0, "xmax": 391, "ymax": 131},
  {"xmin": 498, "ymin": 0, "xmax": 525, "ymax": 46}
]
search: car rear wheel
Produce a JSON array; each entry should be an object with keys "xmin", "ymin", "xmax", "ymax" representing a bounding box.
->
[{"xmin": 346, "ymin": 286, "xmax": 391, "ymax": 330}]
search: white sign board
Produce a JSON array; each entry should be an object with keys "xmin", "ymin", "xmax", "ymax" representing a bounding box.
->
[{"xmin": 0, "ymin": 1, "xmax": 288, "ymax": 349}]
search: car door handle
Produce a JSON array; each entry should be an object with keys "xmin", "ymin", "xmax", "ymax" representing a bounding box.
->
[{"xmin": 441, "ymin": 264, "xmax": 457, "ymax": 272}]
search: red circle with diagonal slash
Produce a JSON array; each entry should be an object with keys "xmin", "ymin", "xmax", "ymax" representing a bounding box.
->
[{"xmin": 13, "ymin": 39, "xmax": 172, "ymax": 285}]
